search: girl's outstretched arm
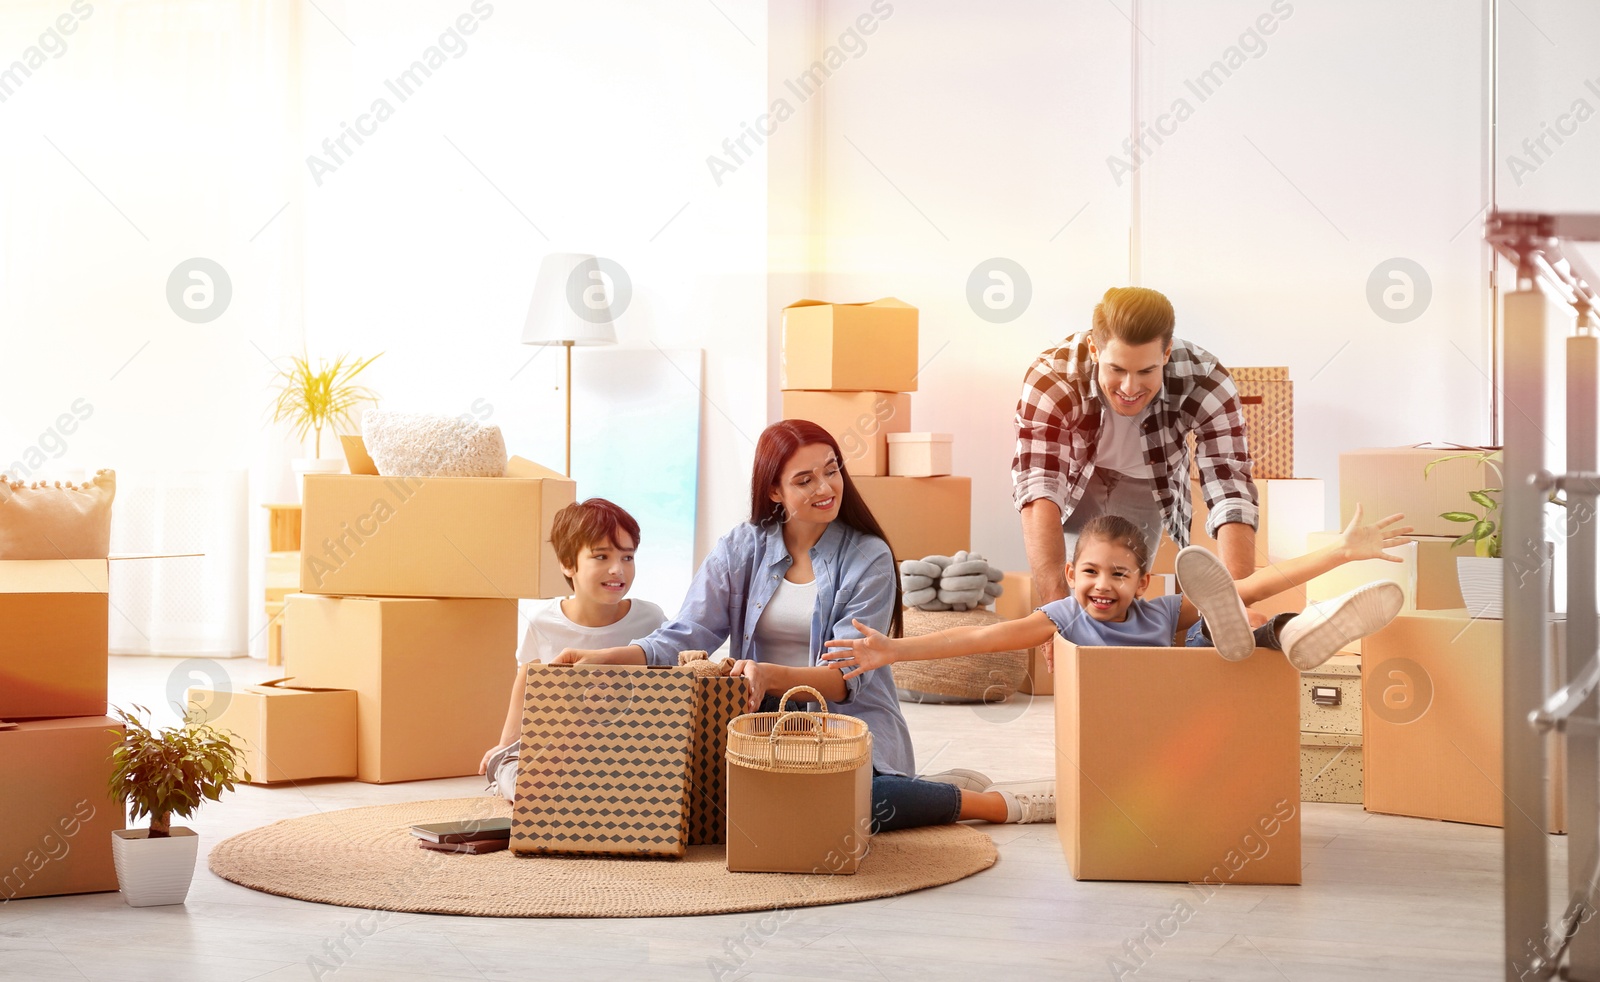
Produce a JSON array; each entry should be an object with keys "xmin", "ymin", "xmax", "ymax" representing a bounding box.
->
[
  {"xmin": 1235, "ymin": 504, "xmax": 1413, "ymax": 607},
  {"xmin": 821, "ymin": 611, "xmax": 1057, "ymax": 680}
]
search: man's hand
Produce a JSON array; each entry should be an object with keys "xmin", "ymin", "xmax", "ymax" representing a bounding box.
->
[{"xmin": 1338, "ymin": 503, "xmax": 1414, "ymax": 563}]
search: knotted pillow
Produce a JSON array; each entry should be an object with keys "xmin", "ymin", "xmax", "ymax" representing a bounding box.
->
[
  {"xmin": 899, "ymin": 550, "xmax": 1004, "ymax": 611},
  {"xmin": 361, "ymin": 410, "xmax": 507, "ymax": 477},
  {"xmin": 0, "ymin": 469, "xmax": 116, "ymax": 560}
]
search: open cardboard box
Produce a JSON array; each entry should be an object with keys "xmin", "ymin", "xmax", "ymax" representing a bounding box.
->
[
  {"xmin": 1054, "ymin": 633, "xmax": 1302, "ymax": 884},
  {"xmin": 300, "ymin": 445, "xmax": 575, "ymax": 599},
  {"xmin": 0, "ymin": 559, "xmax": 108, "ymax": 720},
  {"xmin": 187, "ymin": 678, "xmax": 357, "ymax": 784}
]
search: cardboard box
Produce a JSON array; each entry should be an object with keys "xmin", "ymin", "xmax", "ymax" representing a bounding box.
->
[
  {"xmin": 887, "ymin": 433, "xmax": 953, "ymax": 478},
  {"xmin": 1340, "ymin": 446, "xmax": 1499, "ymax": 538},
  {"xmin": 1362, "ymin": 610, "xmax": 1564, "ymax": 830},
  {"xmin": 993, "ymin": 571, "xmax": 1043, "ymax": 623},
  {"xmin": 1191, "ymin": 478, "xmax": 1326, "ymax": 567},
  {"xmin": 299, "ymin": 456, "xmax": 575, "ymax": 600},
  {"xmin": 686, "ymin": 675, "xmax": 749, "ymax": 847},
  {"xmin": 0, "ymin": 716, "xmax": 123, "ymax": 900},
  {"xmin": 1054, "ymin": 633, "xmax": 1301, "ymax": 883},
  {"xmin": 1190, "ymin": 369, "xmax": 1294, "ymax": 480},
  {"xmin": 781, "ymin": 298, "xmax": 918, "ymax": 392},
  {"xmin": 186, "ymin": 678, "xmax": 357, "ymax": 784},
  {"xmin": 265, "ymin": 551, "xmax": 298, "ymax": 604},
  {"xmin": 850, "ymin": 476, "xmax": 970, "ymax": 561},
  {"xmin": 1301, "ymin": 731, "xmax": 1362, "ymax": 804},
  {"xmin": 1413, "ymin": 535, "xmax": 1471, "ymax": 609},
  {"xmin": 512, "ymin": 664, "xmax": 695, "ymax": 858},
  {"xmin": 0, "ymin": 560, "xmax": 108, "ymax": 720},
  {"xmin": 283, "ymin": 594, "xmax": 517, "ymax": 783},
  {"xmin": 1300, "ymin": 653, "xmax": 1361, "ymax": 736},
  {"xmin": 726, "ymin": 759, "xmax": 873, "ymax": 874},
  {"xmin": 780, "ymin": 390, "xmax": 910, "ymax": 477}
]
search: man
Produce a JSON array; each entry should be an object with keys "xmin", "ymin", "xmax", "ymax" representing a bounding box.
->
[{"xmin": 1012, "ymin": 286, "xmax": 1259, "ymax": 611}]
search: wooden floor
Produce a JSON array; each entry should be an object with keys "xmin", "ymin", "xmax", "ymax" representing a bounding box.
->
[{"xmin": 0, "ymin": 656, "xmax": 1549, "ymax": 981}]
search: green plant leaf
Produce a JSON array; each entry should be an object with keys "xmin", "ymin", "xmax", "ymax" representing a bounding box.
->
[
  {"xmin": 1439, "ymin": 511, "xmax": 1478, "ymax": 523},
  {"xmin": 1470, "ymin": 520, "xmax": 1495, "ymax": 541},
  {"xmin": 1452, "ymin": 532, "xmax": 1477, "ymax": 549},
  {"xmin": 1468, "ymin": 490, "xmax": 1497, "ymax": 509}
]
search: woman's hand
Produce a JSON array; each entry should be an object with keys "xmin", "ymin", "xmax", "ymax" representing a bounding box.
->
[
  {"xmin": 1338, "ymin": 504, "xmax": 1414, "ymax": 563},
  {"xmin": 821, "ymin": 618, "xmax": 898, "ymax": 680},
  {"xmin": 729, "ymin": 659, "xmax": 777, "ymax": 713}
]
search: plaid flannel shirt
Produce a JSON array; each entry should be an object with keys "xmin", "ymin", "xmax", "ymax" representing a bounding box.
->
[{"xmin": 1011, "ymin": 331, "xmax": 1259, "ymax": 546}]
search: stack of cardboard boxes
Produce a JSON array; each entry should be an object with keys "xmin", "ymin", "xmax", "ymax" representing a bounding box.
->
[
  {"xmin": 267, "ymin": 450, "xmax": 575, "ymax": 784},
  {"xmin": 779, "ymin": 299, "xmax": 972, "ymax": 561},
  {"xmin": 0, "ymin": 558, "xmax": 123, "ymax": 900}
]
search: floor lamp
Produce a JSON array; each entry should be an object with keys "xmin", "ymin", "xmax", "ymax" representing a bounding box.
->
[{"xmin": 521, "ymin": 253, "xmax": 618, "ymax": 476}]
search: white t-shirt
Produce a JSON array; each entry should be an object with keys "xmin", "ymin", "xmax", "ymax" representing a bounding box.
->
[
  {"xmin": 514, "ymin": 596, "xmax": 668, "ymax": 665},
  {"xmin": 1094, "ymin": 396, "xmax": 1155, "ymax": 478},
  {"xmin": 751, "ymin": 577, "xmax": 816, "ymax": 668}
]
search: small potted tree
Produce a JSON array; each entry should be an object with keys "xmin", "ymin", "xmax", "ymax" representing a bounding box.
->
[
  {"xmin": 268, "ymin": 352, "xmax": 382, "ymax": 497},
  {"xmin": 1427, "ymin": 450, "xmax": 1503, "ymax": 617},
  {"xmin": 107, "ymin": 704, "xmax": 247, "ymax": 907}
]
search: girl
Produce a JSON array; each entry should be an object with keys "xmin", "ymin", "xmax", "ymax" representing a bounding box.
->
[
  {"xmin": 554, "ymin": 420, "xmax": 1056, "ymax": 827},
  {"xmin": 478, "ymin": 497, "xmax": 666, "ymax": 800},
  {"xmin": 823, "ymin": 508, "xmax": 1413, "ymax": 677}
]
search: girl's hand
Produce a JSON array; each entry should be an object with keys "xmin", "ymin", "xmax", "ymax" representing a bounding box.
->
[
  {"xmin": 729, "ymin": 659, "xmax": 776, "ymax": 713},
  {"xmin": 1338, "ymin": 504, "xmax": 1415, "ymax": 563},
  {"xmin": 820, "ymin": 618, "xmax": 897, "ymax": 680}
]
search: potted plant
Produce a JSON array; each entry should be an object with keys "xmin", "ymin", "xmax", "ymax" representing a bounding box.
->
[
  {"xmin": 268, "ymin": 352, "xmax": 382, "ymax": 496},
  {"xmin": 107, "ymin": 704, "xmax": 247, "ymax": 907},
  {"xmin": 1426, "ymin": 449, "xmax": 1503, "ymax": 618}
]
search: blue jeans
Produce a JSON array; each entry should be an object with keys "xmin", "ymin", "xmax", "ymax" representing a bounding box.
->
[
  {"xmin": 1185, "ymin": 612, "xmax": 1295, "ymax": 650},
  {"xmin": 873, "ymin": 773, "xmax": 962, "ymax": 832}
]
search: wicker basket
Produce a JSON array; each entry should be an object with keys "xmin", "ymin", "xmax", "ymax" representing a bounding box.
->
[
  {"xmin": 893, "ymin": 607, "xmax": 1030, "ymax": 704},
  {"xmin": 726, "ymin": 686, "xmax": 873, "ymax": 774}
]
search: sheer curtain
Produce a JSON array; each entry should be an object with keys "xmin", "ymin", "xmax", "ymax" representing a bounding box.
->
[{"xmin": 0, "ymin": 1, "xmax": 303, "ymax": 656}]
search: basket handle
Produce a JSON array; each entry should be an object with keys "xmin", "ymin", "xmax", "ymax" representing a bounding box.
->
[
  {"xmin": 765, "ymin": 709, "xmax": 827, "ymax": 765},
  {"xmin": 777, "ymin": 685, "xmax": 828, "ymax": 714}
]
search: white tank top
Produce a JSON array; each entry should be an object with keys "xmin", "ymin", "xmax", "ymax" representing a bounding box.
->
[{"xmin": 752, "ymin": 576, "xmax": 816, "ymax": 667}]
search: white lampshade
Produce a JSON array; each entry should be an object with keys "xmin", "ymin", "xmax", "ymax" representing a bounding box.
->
[{"xmin": 521, "ymin": 252, "xmax": 619, "ymax": 346}]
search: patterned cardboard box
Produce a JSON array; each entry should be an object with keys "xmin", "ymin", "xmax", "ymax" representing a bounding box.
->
[
  {"xmin": 685, "ymin": 676, "xmax": 748, "ymax": 846},
  {"xmin": 511, "ymin": 665, "xmax": 696, "ymax": 858},
  {"xmin": 1190, "ymin": 366, "xmax": 1293, "ymax": 480}
]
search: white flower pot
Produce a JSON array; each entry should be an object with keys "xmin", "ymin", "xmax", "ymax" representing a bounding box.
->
[
  {"xmin": 1456, "ymin": 556, "xmax": 1504, "ymax": 620},
  {"xmin": 112, "ymin": 828, "xmax": 199, "ymax": 907}
]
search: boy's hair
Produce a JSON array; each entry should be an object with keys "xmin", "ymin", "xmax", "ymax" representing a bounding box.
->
[
  {"xmin": 1090, "ymin": 286, "xmax": 1175, "ymax": 350},
  {"xmin": 551, "ymin": 498, "xmax": 641, "ymax": 589},
  {"xmin": 1071, "ymin": 515, "xmax": 1152, "ymax": 575}
]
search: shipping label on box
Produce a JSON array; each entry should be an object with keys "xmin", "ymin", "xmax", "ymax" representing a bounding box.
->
[
  {"xmin": 0, "ymin": 559, "xmax": 108, "ymax": 720},
  {"xmin": 512, "ymin": 664, "xmax": 695, "ymax": 858},
  {"xmin": 781, "ymin": 298, "xmax": 919, "ymax": 392},
  {"xmin": 1339, "ymin": 446, "xmax": 1499, "ymax": 539},
  {"xmin": 1055, "ymin": 634, "xmax": 1302, "ymax": 884},
  {"xmin": 780, "ymin": 390, "xmax": 909, "ymax": 477},
  {"xmin": 284, "ymin": 594, "xmax": 517, "ymax": 783},
  {"xmin": 187, "ymin": 678, "xmax": 357, "ymax": 784},
  {"xmin": 0, "ymin": 716, "xmax": 123, "ymax": 900},
  {"xmin": 299, "ymin": 456, "xmax": 575, "ymax": 599},
  {"xmin": 850, "ymin": 476, "xmax": 970, "ymax": 561}
]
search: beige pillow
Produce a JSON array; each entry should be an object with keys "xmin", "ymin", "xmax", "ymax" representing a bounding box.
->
[{"xmin": 0, "ymin": 469, "xmax": 115, "ymax": 560}]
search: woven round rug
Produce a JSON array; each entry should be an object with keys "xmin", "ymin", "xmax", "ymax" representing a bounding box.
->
[{"xmin": 209, "ymin": 797, "xmax": 997, "ymax": 917}]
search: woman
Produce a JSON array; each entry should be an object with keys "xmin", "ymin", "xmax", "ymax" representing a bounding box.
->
[{"xmin": 554, "ymin": 419, "xmax": 1054, "ymax": 829}]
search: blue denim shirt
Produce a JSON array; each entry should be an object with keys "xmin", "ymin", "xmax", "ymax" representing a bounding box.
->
[{"xmin": 631, "ymin": 519, "xmax": 915, "ymax": 777}]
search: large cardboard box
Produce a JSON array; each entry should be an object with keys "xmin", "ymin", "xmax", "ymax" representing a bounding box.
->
[
  {"xmin": 0, "ymin": 716, "xmax": 123, "ymax": 900},
  {"xmin": 512, "ymin": 664, "xmax": 695, "ymax": 858},
  {"xmin": 780, "ymin": 390, "xmax": 910, "ymax": 477},
  {"xmin": 850, "ymin": 476, "xmax": 970, "ymax": 561},
  {"xmin": 0, "ymin": 560, "xmax": 108, "ymax": 720},
  {"xmin": 726, "ymin": 759, "xmax": 873, "ymax": 874},
  {"xmin": 1339, "ymin": 445, "xmax": 1499, "ymax": 538},
  {"xmin": 1054, "ymin": 634, "xmax": 1301, "ymax": 883},
  {"xmin": 781, "ymin": 298, "xmax": 918, "ymax": 392},
  {"xmin": 186, "ymin": 678, "xmax": 358, "ymax": 784},
  {"xmin": 283, "ymin": 594, "xmax": 516, "ymax": 783},
  {"xmin": 1413, "ymin": 535, "xmax": 1472, "ymax": 609},
  {"xmin": 299, "ymin": 456, "xmax": 575, "ymax": 600},
  {"xmin": 994, "ymin": 572, "xmax": 1052, "ymax": 695},
  {"xmin": 1190, "ymin": 367, "xmax": 1294, "ymax": 480},
  {"xmin": 1190, "ymin": 478, "xmax": 1325, "ymax": 567},
  {"xmin": 1362, "ymin": 610, "xmax": 1564, "ymax": 831}
]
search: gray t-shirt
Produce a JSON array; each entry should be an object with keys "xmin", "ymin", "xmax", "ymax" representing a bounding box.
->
[
  {"xmin": 1040, "ymin": 594, "xmax": 1182, "ymax": 647},
  {"xmin": 1094, "ymin": 396, "xmax": 1155, "ymax": 478}
]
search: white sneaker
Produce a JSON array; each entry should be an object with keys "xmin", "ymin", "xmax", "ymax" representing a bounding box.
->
[
  {"xmin": 1279, "ymin": 581, "xmax": 1405, "ymax": 671},
  {"xmin": 989, "ymin": 781, "xmax": 1056, "ymax": 824},
  {"xmin": 921, "ymin": 768, "xmax": 991, "ymax": 792},
  {"xmin": 1174, "ymin": 546, "xmax": 1254, "ymax": 661}
]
